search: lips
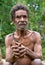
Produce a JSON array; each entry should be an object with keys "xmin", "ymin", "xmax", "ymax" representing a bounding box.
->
[
  {"xmin": 19, "ymin": 23, "xmax": 27, "ymax": 25},
  {"xmin": 20, "ymin": 24, "xmax": 26, "ymax": 25},
  {"xmin": 18, "ymin": 21, "xmax": 27, "ymax": 25}
]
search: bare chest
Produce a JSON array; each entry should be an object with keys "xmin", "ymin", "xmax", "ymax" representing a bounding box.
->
[
  {"xmin": 19, "ymin": 36, "xmax": 34, "ymax": 50},
  {"xmin": 11, "ymin": 32, "xmax": 35, "ymax": 51}
]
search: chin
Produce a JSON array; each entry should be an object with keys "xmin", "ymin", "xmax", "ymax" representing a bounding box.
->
[
  {"xmin": 18, "ymin": 28, "xmax": 25, "ymax": 31},
  {"xmin": 17, "ymin": 25, "xmax": 27, "ymax": 30}
]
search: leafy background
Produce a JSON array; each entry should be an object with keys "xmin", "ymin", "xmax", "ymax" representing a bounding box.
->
[{"xmin": 0, "ymin": 0, "xmax": 45, "ymax": 60}]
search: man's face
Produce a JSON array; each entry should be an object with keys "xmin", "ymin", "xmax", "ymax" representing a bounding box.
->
[{"xmin": 14, "ymin": 10, "xmax": 28, "ymax": 30}]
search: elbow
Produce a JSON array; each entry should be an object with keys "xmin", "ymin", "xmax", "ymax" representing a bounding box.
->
[
  {"xmin": 38, "ymin": 55, "xmax": 42, "ymax": 60},
  {"xmin": 6, "ymin": 58, "xmax": 12, "ymax": 63},
  {"xmin": 6, "ymin": 58, "xmax": 10, "ymax": 62},
  {"xmin": 36, "ymin": 54, "xmax": 42, "ymax": 60}
]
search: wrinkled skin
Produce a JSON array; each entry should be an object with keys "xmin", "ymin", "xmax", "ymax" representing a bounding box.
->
[{"xmin": 5, "ymin": 10, "xmax": 42, "ymax": 65}]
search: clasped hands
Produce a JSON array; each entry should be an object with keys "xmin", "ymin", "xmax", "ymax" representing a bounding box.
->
[{"xmin": 11, "ymin": 42, "xmax": 26, "ymax": 58}]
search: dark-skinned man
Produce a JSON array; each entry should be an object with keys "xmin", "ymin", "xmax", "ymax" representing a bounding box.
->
[{"xmin": 5, "ymin": 4, "xmax": 42, "ymax": 65}]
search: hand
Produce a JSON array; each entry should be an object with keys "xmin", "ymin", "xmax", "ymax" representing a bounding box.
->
[
  {"xmin": 11, "ymin": 45, "xmax": 20, "ymax": 58},
  {"xmin": 19, "ymin": 45, "xmax": 26, "ymax": 57}
]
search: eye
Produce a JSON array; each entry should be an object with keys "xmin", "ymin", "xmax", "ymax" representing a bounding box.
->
[
  {"xmin": 23, "ymin": 15, "xmax": 28, "ymax": 18},
  {"xmin": 16, "ymin": 16, "xmax": 21, "ymax": 19}
]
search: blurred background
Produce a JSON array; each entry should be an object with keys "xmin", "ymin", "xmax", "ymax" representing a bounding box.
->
[{"xmin": 0, "ymin": 0, "xmax": 45, "ymax": 60}]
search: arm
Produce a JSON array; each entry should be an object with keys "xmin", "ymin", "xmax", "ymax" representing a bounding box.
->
[
  {"xmin": 26, "ymin": 32, "xmax": 42, "ymax": 59},
  {"xmin": 5, "ymin": 35, "xmax": 14, "ymax": 63}
]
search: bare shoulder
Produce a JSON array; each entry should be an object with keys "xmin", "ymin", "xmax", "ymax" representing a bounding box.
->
[
  {"xmin": 32, "ymin": 31, "xmax": 41, "ymax": 43},
  {"xmin": 29, "ymin": 30, "xmax": 41, "ymax": 37},
  {"xmin": 33, "ymin": 31, "xmax": 41, "ymax": 39},
  {"xmin": 28, "ymin": 30, "xmax": 41, "ymax": 41},
  {"xmin": 5, "ymin": 33, "xmax": 13, "ymax": 40},
  {"xmin": 5, "ymin": 33, "xmax": 13, "ymax": 47}
]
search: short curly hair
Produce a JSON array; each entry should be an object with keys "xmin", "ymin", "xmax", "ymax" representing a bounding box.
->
[{"xmin": 10, "ymin": 4, "xmax": 29, "ymax": 21}]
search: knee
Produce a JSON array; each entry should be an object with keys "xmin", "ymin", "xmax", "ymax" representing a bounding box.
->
[
  {"xmin": 32, "ymin": 59, "xmax": 42, "ymax": 65},
  {"xmin": 3, "ymin": 61, "xmax": 12, "ymax": 65}
]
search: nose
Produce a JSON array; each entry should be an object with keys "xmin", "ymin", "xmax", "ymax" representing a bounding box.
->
[{"xmin": 20, "ymin": 17, "xmax": 24, "ymax": 21}]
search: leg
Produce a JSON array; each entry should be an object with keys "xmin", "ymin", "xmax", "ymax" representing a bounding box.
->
[
  {"xmin": 3, "ymin": 61, "xmax": 12, "ymax": 65},
  {"xmin": 31, "ymin": 59, "xmax": 42, "ymax": 65},
  {"xmin": 13, "ymin": 62, "xmax": 17, "ymax": 65},
  {"xmin": 0, "ymin": 61, "xmax": 3, "ymax": 65}
]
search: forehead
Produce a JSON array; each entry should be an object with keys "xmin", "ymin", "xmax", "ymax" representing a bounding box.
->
[{"xmin": 15, "ymin": 10, "xmax": 28, "ymax": 16}]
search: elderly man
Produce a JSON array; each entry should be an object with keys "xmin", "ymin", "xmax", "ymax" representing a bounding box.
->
[{"xmin": 5, "ymin": 4, "xmax": 42, "ymax": 65}]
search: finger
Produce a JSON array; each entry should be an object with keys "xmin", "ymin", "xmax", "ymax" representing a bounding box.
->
[
  {"xmin": 13, "ymin": 52, "xmax": 20, "ymax": 56},
  {"xmin": 19, "ymin": 46, "xmax": 25, "ymax": 50},
  {"xmin": 15, "ymin": 42, "xmax": 19, "ymax": 45},
  {"xmin": 19, "ymin": 49, "xmax": 26, "ymax": 54},
  {"xmin": 15, "ymin": 42, "xmax": 21, "ymax": 47},
  {"xmin": 11, "ymin": 45, "xmax": 18, "ymax": 49},
  {"xmin": 15, "ymin": 41, "xmax": 21, "ymax": 46},
  {"xmin": 12, "ymin": 48, "xmax": 19, "ymax": 53},
  {"xmin": 11, "ymin": 52, "xmax": 19, "ymax": 58},
  {"xmin": 15, "ymin": 56, "xmax": 19, "ymax": 58},
  {"xmin": 11, "ymin": 52, "xmax": 16, "ymax": 58},
  {"xmin": 20, "ymin": 52, "xmax": 26, "ymax": 57}
]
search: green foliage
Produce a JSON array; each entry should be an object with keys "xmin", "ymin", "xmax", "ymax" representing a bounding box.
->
[
  {"xmin": 1, "ymin": 46, "xmax": 6, "ymax": 58},
  {"xmin": 0, "ymin": 0, "xmax": 45, "ymax": 59}
]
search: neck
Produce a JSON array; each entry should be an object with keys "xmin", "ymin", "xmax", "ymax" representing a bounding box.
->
[{"xmin": 16, "ymin": 29, "xmax": 27, "ymax": 37}]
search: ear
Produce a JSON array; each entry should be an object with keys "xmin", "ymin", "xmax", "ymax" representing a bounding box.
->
[{"xmin": 13, "ymin": 20, "xmax": 17, "ymax": 25}]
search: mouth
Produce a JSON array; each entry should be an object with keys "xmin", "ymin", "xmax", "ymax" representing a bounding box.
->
[
  {"xmin": 17, "ymin": 23, "xmax": 27, "ymax": 30},
  {"xmin": 18, "ymin": 21, "xmax": 27, "ymax": 26},
  {"xmin": 20, "ymin": 24, "xmax": 26, "ymax": 25},
  {"xmin": 19, "ymin": 22, "xmax": 27, "ymax": 25}
]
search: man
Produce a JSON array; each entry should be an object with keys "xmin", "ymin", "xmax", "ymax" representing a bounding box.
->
[{"xmin": 5, "ymin": 4, "xmax": 42, "ymax": 65}]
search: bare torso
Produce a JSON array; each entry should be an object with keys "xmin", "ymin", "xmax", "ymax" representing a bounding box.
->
[
  {"xmin": 10, "ymin": 30, "xmax": 35, "ymax": 65},
  {"xmin": 5, "ymin": 30, "xmax": 42, "ymax": 65}
]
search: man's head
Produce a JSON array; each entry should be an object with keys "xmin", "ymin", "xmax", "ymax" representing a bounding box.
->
[{"xmin": 10, "ymin": 4, "xmax": 29, "ymax": 30}]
